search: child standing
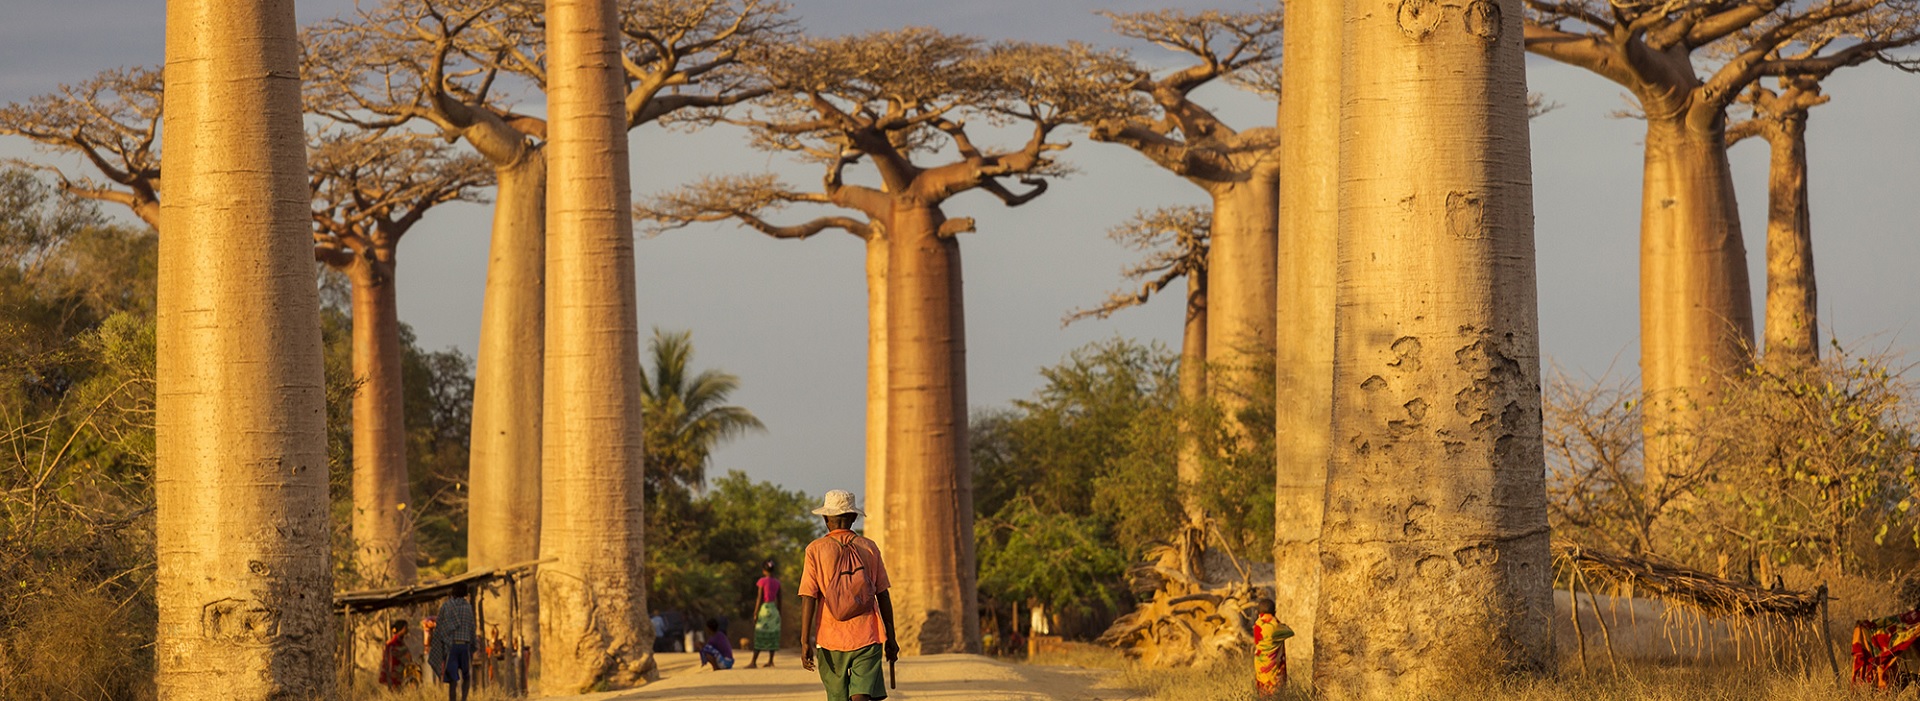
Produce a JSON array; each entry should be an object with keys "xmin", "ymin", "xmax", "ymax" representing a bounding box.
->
[{"xmin": 1253, "ymin": 598, "xmax": 1293, "ymax": 699}]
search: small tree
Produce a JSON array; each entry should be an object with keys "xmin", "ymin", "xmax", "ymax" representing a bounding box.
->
[{"xmin": 1065, "ymin": 207, "xmax": 1210, "ymax": 519}]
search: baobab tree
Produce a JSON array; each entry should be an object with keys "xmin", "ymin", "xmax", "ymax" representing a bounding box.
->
[
  {"xmin": 0, "ymin": 66, "xmax": 163, "ymax": 229},
  {"xmin": 306, "ymin": 0, "xmax": 784, "ymax": 639},
  {"xmin": 1723, "ymin": 15, "xmax": 1920, "ymax": 365},
  {"xmin": 679, "ymin": 29, "xmax": 1132, "ymax": 653},
  {"xmin": 540, "ymin": 0, "xmax": 653, "ymax": 689},
  {"xmin": 1732, "ymin": 76, "xmax": 1828, "ymax": 366},
  {"xmin": 1273, "ymin": 0, "xmax": 1339, "ymax": 679},
  {"xmin": 306, "ymin": 1, "xmax": 554, "ymax": 603},
  {"xmin": 636, "ymin": 165, "xmax": 902, "ymax": 548},
  {"xmin": 1065, "ymin": 207, "xmax": 1210, "ymax": 519},
  {"xmin": 155, "ymin": 0, "xmax": 334, "ymax": 697},
  {"xmin": 308, "ymin": 130, "xmax": 491, "ymax": 594},
  {"xmin": 1089, "ymin": 9, "xmax": 1283, "ymax": 401},
  {"xmin": 1524, "ymin": 0, "xmax": 1920, "ymax": 481},
  {"xmin": 1315, "ymin": 0, "xmax": 1551, "ymax": 695}
]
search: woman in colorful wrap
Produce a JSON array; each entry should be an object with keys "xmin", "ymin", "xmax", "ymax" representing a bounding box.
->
[
  {"xmin": 1252, "ymin": 597, "xmax": 1292, "ymax": 698},
  {"xmin": 1855, "ymin": 579, "xmax": 1920, "ymax": 689},
  {"xmin": 749, "ymin": 559, "xmax": 783, "ymax": 668}
]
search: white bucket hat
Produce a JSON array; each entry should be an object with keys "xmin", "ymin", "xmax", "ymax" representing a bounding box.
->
[{"xmin": 810, "ymin": 489, "xmax": 865, "ymax": 517}]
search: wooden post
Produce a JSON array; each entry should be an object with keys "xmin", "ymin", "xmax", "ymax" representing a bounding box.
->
[
  {"xmin": 1575, "ymin": 568, "xmax": 1619, "ymax": 675},
  {"xmin": 476, "ymin": 584, "xmax": 490, "ymax": 687},
  {"xmin": 509, "ymin": 574, "xmax": 522, "ymax": 696},
  {"xmin": 1568, "ymin": 581, "xmax": 1588, "ymax": 674},
  {"xmin": 345, "ymin": 608, "xmax": 356, "ymax": 691},
  {"xmin": 1819, "ymin": 583, "xmax": 1841, "ymax": 682}
]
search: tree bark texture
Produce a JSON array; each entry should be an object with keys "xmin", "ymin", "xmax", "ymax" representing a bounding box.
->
[
  {"xmin": 1639, "ymin": 116, "xmax": 1755, "ymax": 483},
  {"xmin": 1760, "ymin": 117, "xmax": 1817, "ymax": 364},
  {"xmin": 467, "ymin": 151, "xmax": 547, "ymax": 630},
  {"xmin": 1205, "ymin": 166, "xmax": 1280, "ymax": 400},
  {"xmin": 885, "ymin": 205, "xmax": 980, "ymax": 655},
  {"xmin": 1177, "ymin": 272, "xmax": 1208, "ymax": 520},
  {"xmin": 348, "ymin": 255, "xmax": 418, "ymax": 589},
  {"xmin": 1316, "ymin": 0, "xmax": 1553, "ymax": 695},
  {"xmin": 1272, "ymin": 0, "xmax": 1340, "ymax": 679},
  {"xmin": 155, "ymin": 0, "xmax": 335, "ymax": 697},
  {"xmin": 864, "ymin": 233, "xmax": 892, "ymax": 552},
  {"xmin": 539, "ymin": 0, "xmax": 654, "ymax": 691}
]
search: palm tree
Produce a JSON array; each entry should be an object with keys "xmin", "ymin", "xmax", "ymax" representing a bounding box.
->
[{"xmin": 640, "ymin": 328, "xmax": 766, "ymax": 500}]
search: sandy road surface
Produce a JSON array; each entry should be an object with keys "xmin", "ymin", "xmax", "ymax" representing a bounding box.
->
[{"xmin": 540, "ymin": 652, "xmax": 1135, "ymax": 701}]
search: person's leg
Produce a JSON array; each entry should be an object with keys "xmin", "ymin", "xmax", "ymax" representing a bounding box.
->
[
  {"xmin": 817, "ymin": 647, "xmax": 852, "ymax": 701},
  {"xmin": 747, "ymin": 650, "xmax": 760, "ymax": 668},
  {"xmin": 767, "ymin": 649, "xmax": 776, "ymax": 667},
  {"xmin": 846, "ymin": 643, "xmax": 886, "ymax": 701}
]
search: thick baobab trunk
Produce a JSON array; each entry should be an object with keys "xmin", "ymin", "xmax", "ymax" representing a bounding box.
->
[
  {"xmin": 864, "ymin": 234, "xmax": 891, "ymax": 551},
  {"xmin": 1761, "ymin": 118, "xmax": 1817, "ymax": 364},
  {"xmin": 885, "ymin": 204, "xmax": 980, "ymax": 655},
  {"xmin": 1639, "ymin": 117, "xmax": 1755, "ymax": 484},
  {"xmin": 155, "ymin": 0, "xmax": 335, "ymax": 697},
  {"xmin": 468, "ymin": 152, "xmax": 546, "ymax": 632},
  {"xmin": 1176, "ymin": 273, "xmax": 1207, "ymax": 520},
  {"xmin": 349, "ymin": 257, "xmax": 417, "ymax": 588},
  {"xmin": 1315, "ymin": 0, "xmax": 1553, "ymax": 695},
  {"xmin": 1205, "ymin": 165, "xmax": 1280, "ymax": 401},
  {"xmin": 1271, "ymin": 0, "xmax": 1339, "ymax": 679},
  {"xmin": 539, "ymin": 0, "xmax": 654, "ymax": 691}
]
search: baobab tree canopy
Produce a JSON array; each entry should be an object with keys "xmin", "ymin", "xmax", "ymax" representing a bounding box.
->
[
  {"xmin": 0, "ymin": 67, "xmax": 163, "ymax": 229},
  {"xmin": 1090, "ymin": 8, "xmax": 1281, "ymax": 416}
]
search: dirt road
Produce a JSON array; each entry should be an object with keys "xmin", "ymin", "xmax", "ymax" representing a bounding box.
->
[{"xmin": 541, "ymin": 652, "xmax": 1132, "ymax": 701}]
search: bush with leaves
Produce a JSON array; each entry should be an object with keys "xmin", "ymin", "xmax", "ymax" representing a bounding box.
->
[
  {"xmin": 1546, "ymin": 344, "xmax": 1920, "ymax": 579},
  {"xmin": 0, "ymin": 167, "xmax": 158, "ymax": 700},
  {"xmin": 972, "ymin": 337, "xmax": 1274, "ymax": 636}
]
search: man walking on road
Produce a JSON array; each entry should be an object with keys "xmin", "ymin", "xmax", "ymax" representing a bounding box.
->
[{"xmin": 800, "ymin": 489, "xmax": 898, "ymax": 701}]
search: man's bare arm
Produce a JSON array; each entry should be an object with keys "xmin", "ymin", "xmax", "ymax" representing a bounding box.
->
[
  {"xmin": 877, "ymin": 591, "xmax": 899, "ymax": 661},
  {"xmin": 800, "ymin": 595, "xmax": 820, "ymax": 670}
]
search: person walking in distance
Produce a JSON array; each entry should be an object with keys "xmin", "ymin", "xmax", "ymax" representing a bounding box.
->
[
  {"xmin": 436, "ymin": 584, "xmax": 476, "ymax": 701},
  {"xmin": 748, "ymin": 559, "xmax": 783, "ymax": 668},
  {"xmin": 800, "ymin": 490, "xmax": 898, "ymax": 701}
]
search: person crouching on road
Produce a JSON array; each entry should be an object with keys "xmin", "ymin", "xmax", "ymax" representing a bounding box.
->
[{"xmin": 699, "ymin": 618, "xmax": 736, "ymax": 670}]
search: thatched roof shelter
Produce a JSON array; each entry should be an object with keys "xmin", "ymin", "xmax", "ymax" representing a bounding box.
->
[{"xmin": 1553, "ymin": 542, "xmax": 1821, "ymax": 619}]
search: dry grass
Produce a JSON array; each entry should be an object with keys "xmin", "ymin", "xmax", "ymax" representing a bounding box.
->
[
  {"xmin": 1035, "ymin": 646, "xmax": 1901, "ymax": 701},
  {"xmin": 341, "ymin": 678, "xmax": 518, "ymax": 701}
]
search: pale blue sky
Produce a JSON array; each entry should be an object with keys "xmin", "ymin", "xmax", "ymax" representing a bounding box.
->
[{"xmin": 3, "ymin": 0, "xmax": 1917, "ymax": 502}]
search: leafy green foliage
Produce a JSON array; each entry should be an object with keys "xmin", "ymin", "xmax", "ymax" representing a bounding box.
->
[
  {"xmin": 971, "ymin": 338, "xmax": 1274, "ymax": 628},
  {"xmin": 636, "ymin": 328, "xmax": 808, "ymax": 633},
  {"xmin": 0, "ymin": 168, "xmax": 157, "ymax": 700},
  {"xmin": 1547, "ymin": 345, "xmax": 1920, "ymax": 577},
  {"xmin": 648, "ymin": 470, "xmax": 820, "ymax": 635}
]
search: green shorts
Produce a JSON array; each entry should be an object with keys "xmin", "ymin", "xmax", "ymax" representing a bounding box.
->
[{"xmin": 816, "ymin": 643, "xmax": 886, "ymax": 701}]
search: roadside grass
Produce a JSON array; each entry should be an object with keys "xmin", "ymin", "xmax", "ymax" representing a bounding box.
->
[{"xmin": 1028, "ymin": 647, "xmax": 1893, "ymax": 701}]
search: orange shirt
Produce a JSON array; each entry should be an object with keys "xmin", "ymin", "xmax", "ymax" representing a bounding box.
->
[{"xmin": 799, "ymin": 529, "xmax": 892, "ymax": 651}]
